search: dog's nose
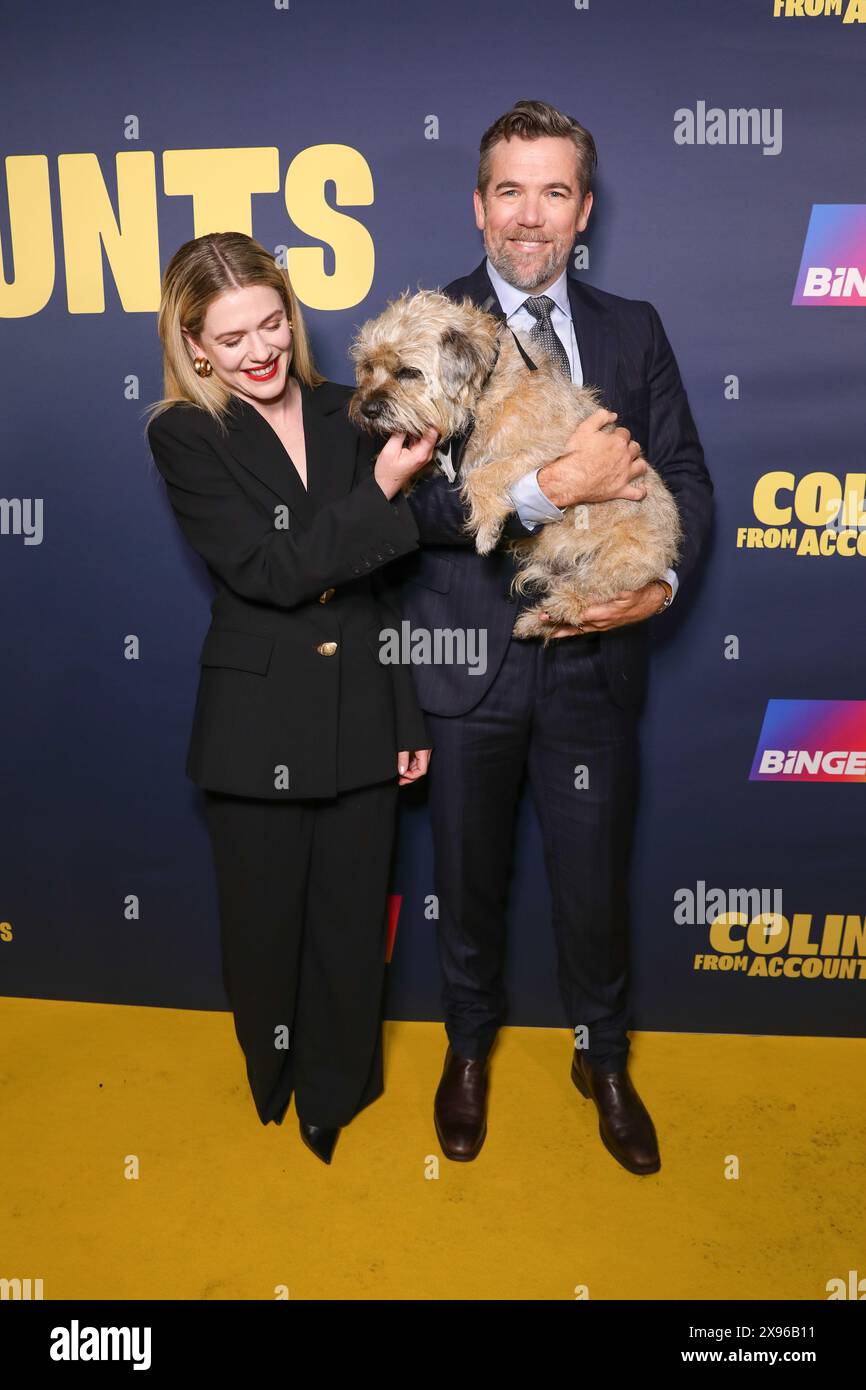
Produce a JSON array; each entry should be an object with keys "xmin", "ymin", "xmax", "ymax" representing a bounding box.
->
[{"xmin": 361, "ymin": 400, "xmax": 383, "ymax": 419}]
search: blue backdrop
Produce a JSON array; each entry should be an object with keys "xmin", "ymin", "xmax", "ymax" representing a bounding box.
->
[{"xmin": 2, "ymin": 0, "xmax": 864, "ymax": 1042}]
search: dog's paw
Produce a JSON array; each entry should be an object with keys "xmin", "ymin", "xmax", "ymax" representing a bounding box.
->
[
  {"xmin": 512, "ymin": 608, "xmax": 548, "ymax": 640},
  {"xmin": 474, "ymin": 523, "xmax": 504, "ymax": 555}
]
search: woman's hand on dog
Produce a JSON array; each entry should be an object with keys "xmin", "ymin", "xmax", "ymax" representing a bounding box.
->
[
  {"xmin": 374, "ymin": 427, "xmax": 440, "ymax": 498},
  {"xmin": 397, "ymin": 748, "xmax": 432, "ymax": 784},
  {"xmin": 537, "ymin": 409, "xmax": 647, "ymax": 508}
]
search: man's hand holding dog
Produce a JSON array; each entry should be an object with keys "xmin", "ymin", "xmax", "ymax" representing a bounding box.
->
[
  {"xmin": 538, "ymin": 581, "xmax": 671, "ymax": 637},
  {"xmin": 534, "ymin": 408, "xmax": 661, "ymax": 637},
  {"xmin": 537, "ymin": 408, "xmax": 647, "ymax": 508}
]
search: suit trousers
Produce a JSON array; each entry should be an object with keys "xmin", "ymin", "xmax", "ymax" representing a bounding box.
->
[
  {"xmin": 202, "ymin": 778, "xmax": 399, "ymax": 1128},
  {"xmin": 424, "ymin": 630, "xmax": 641, "ymax": 1070}
]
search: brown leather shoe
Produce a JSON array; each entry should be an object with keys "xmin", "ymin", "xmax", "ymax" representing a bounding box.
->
[
  {"xmin": 571, "ymin": 1051, "xmax": 661, "ymax": 1175},
  {"xmin": 434, "ymin": 1045, "xmax": 488, "ymax": 1161}
]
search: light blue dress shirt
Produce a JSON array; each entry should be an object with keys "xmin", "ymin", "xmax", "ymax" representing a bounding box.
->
[{"xmin": 486, "ymin": 256, "xmax": 679, "ymax": 602}]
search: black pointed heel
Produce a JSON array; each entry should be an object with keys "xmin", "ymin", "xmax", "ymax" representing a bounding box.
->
[{"xmin": 298, "ymin": 1119, "xmax": 340, "ymax": 1164}]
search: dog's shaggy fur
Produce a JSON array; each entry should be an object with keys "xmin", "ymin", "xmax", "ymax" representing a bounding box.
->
[{"xmin": 348, "ymin": 289, "xmax": 682, "ymax": 641}]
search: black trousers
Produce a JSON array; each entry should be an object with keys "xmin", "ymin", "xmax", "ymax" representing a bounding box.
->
[
  {"xmin": 203, "ymin": 778, "xmax": 399, "ymax": 1128},
  {"xmin": 424, "ymin": 632, "xmax": 641, "ymax": 1071}
]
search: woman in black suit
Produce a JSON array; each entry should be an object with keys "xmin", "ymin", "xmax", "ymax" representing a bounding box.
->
[{"xmin": 145, "ymin": 232, "xmax": 436, "ymax": 1164}]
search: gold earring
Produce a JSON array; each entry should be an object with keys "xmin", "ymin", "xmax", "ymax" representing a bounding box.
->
[{"xmin": 193, "ymin": 356, "xmax": 212, "ymax": 377}]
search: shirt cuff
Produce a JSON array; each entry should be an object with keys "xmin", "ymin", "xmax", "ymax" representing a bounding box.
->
[
  {"xmin": 662, "ymin": 568, "xmax": 679, "ymax": 601},
  {"xmin": 508, "ymin": 468, "xmax": 566, "ymax": 530}
]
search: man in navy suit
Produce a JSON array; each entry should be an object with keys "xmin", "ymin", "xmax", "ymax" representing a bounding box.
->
[{"xmin": 398, "ymin": 100, "xmax": 713, "ymax": 1174}]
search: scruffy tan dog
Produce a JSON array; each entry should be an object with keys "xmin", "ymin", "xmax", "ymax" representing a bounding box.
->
[{"xmin": 348, "ymin": 289, "xmax": 682, "ymax": 641}]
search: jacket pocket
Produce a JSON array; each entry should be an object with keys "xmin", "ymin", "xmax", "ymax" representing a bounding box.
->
[{"xmin": 198, "ymin": 627, "xmax": 274, "ymax": 675}]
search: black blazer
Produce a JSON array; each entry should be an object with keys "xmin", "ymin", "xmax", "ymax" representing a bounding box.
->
[
  {"xmin": 147, "ymin": 377, "xmax": 430, "ymax": 800},
  {"xmin": 395, "ymin": 258, "xmax": 714, "ymax": 715}
]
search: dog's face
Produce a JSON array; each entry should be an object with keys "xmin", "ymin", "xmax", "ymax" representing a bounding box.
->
[{"xmin": 348, "ymin": 289, "xmax": 501, "ymax": 442}]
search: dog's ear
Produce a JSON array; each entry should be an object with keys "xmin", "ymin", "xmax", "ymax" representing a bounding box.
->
[{"xmin": 439, "ymin": 327, "xmax": 486, "ymax": 394}]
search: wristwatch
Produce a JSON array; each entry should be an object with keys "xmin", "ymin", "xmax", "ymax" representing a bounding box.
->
[{"xmin": 653, "ymin": 578, "xmax": 673, "ymax": 613}]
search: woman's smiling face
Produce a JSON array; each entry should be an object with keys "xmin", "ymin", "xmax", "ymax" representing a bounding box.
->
[{"xmin": 183, "ymin": 284, "xmax": 294, "ymax": 400}]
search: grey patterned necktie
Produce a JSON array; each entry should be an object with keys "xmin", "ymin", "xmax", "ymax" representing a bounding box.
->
[{"xmin": 521, "ymin": 295, "xmax": 572, "ymax": 379}]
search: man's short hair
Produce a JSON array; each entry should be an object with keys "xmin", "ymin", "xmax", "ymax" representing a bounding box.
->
[{"xmin": 477, "ymin": 99, "xmax": 598, "ymax": 206}]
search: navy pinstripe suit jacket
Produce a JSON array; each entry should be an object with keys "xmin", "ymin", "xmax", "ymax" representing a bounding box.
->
[{"xmin": 393, "ymin": 258, "xmax": 714, "ymax": 715}]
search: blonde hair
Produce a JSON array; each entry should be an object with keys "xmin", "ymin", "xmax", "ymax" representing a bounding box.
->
[{"xmin": 142, "ymin": 232, "xmax": 325, "ymax": 437}]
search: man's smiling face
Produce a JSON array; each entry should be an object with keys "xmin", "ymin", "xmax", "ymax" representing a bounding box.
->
[{"xmin": 473, "ymin": 134, "xmax": 593, "ymax": 293}]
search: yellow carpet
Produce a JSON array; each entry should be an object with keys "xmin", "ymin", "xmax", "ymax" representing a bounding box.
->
[{"xmin": 1, "ymin": 996, "xmax": 863, "ymax": 1300}]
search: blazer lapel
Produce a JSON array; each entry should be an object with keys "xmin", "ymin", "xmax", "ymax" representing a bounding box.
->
[
  {"xmin": 566, "ymin": 276, "xmax": 619, "ymax": 411},
  {"xmin": 301, "ymin": 379, "xmax": 357, "ymax": 514},
  {"xmin": 458, "ymin": 258, "xmax": 500, "ymax": 313},
  {"xmin": 224, "ymin": 378, "xmax": 353, "ymax": 523}
]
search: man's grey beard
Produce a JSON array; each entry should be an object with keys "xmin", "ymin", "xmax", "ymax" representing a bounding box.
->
[{"xmin": 484, "ymin": 234, "xmax": 568, "ymax": 292}]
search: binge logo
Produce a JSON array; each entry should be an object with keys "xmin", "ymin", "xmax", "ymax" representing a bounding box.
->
[
  {"xmin": 793, "ymin": 205, "xmax": 866, "ymax": 305},
  {"xmin": 750, "ymin": 700, "xmax": 866, "ymax": 781}
]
